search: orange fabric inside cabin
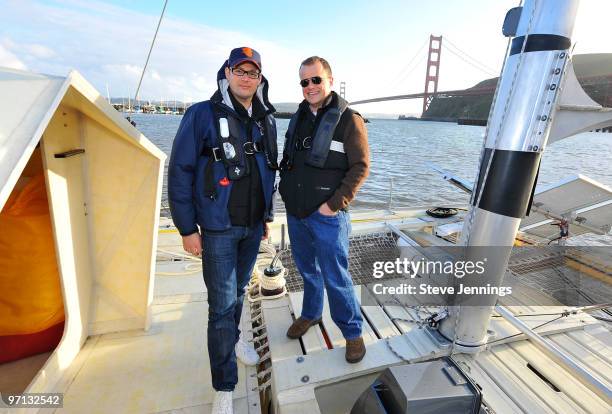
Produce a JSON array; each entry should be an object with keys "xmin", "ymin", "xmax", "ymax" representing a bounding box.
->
[{"xmin": 0, "ymin": 167, "xmax": 65, "ymax": 363}]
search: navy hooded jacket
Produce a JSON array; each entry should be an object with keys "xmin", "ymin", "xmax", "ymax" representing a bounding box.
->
[{"xmin": 167, "ymin": 64, "xmax": 277, "ymax": 234}]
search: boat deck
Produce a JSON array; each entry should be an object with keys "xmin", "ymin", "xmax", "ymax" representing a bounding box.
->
[
  {"xmin": 2, "ymin": 209, "xmax": 610, "ymax": 413},
  {"xmin": 260, "ymin": 285, "xmax": 611, "ymax": 413}
]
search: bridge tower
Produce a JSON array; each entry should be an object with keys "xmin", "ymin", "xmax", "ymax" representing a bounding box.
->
[
  {"xmin": 339, "ymin": 81, "xmax": 346, "ymax": 100},
  {"xmin": 422, "ymin": 35, "xmax": 442, "ymax": 116}
]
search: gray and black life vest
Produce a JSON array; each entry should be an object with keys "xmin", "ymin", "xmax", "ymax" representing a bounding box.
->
[
  {"xmin": 279, "ymin": 93, "xmax": 360, "ymax": 218},
  {"xmin": 282, "ymin": 95, "xmax": 349, "ymax": 170}
]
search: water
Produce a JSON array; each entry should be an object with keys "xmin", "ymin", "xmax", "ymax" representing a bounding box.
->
[{"xmin": 129, "ymin": 113, "xmax": 612, "ymax": 212}]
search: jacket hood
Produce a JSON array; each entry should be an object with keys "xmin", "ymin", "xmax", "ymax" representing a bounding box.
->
[{"xmin": 212, "ymin": 60, "xmax": 275, "ymax": 114}]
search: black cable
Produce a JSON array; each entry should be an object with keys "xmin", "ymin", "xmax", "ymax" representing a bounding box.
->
[{"xmin": 592, "ymin": 315, "xmax": 612, "ymax": 323}]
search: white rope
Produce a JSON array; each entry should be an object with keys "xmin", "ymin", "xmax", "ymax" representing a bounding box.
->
[
  {"xmin": 253, "ymin": 369, "xmax": 272, "ymax": 379},
  {"xmin": 249, "ymin": 325, "xmax": 267, "ymax": 334},
  {"xmin": 155, "ymin": 248, "xmax": 202, "ymax": 275},
  {"xmin": 247, "ymin": 264, "xmax": 288, "ymax": 303},
  {"xmin": 157, "ymin": 248, "xmax": 201, "ymax": 261},
  {"xmin": 250, "ymin": 313, "xmax": 264, "ymax": 323},
  {"xmin": 253, "ymin": 378, "xmax": 272, "ymax": 392}
]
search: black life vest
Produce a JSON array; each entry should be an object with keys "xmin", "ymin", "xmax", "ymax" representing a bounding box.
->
[
  {"xmin": 213, "ymin": 104, "xmax": 278, "ymax": 178},
  {"xmin": 282, "ymin": 94, "xmax": 349, "ymax": 170},
  {"xmin": 279, "ymin": 94, "xmax": 361, "ymax": 218},
  {"xmin": 202, "ymin": 103, "xmax": 277, "ymax": 198}
]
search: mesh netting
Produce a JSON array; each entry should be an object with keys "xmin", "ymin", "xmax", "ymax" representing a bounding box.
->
[
  {"xmin": 278, "ymin": 231, "xmax": 401, "ymax": 292},
  {"xmin": 276, "ymin": 233, "xmax": 612, "ymax": 307},
  {"xmin": 507, "ymin": 247, "xmax": 612, "ymax": 306}
]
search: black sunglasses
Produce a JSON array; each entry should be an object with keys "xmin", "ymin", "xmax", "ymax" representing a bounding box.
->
[{"xmin": 300, "ymin": 76, "xmax": 325, "ymax": 88}]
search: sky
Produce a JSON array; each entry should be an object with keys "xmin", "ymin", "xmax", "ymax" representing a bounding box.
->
[{"xmin": 1, "ymin": 0, "xmax": 610, "ymax": 116}]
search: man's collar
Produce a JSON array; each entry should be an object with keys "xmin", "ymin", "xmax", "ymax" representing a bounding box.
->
[
  {"xmin": 228, "ymin": 88, "xmax": 266, "ymax": 119},
  {"xmin": 321, "ymin": 92, "xmax": 335, "ymax": 109}
]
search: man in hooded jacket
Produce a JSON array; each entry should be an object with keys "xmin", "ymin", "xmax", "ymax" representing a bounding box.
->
[{"xmin": 168, "ymin": 47, "xmax": 277, "ymax": 414}]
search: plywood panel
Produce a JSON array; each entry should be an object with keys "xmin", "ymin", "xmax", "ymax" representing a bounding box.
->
[
  {"xmin": 83, "ymin": 114, "xmax": 160, "ymax": 333},
  {"xmin": 32, "ymin": 105, "xmax": 93, "ymax": 394}
]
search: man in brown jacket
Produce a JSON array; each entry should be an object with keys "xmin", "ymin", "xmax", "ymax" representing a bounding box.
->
[{"xmin": 279, "ymin": 56, "xmax": 370, "ymax": 363}]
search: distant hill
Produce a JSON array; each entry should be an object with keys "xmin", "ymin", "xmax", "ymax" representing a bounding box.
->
[
  {"xmin": 423, "ymin": 53, "xmax": 612, "ymax": 121},
  {"xmin": 573, "ymin": 53, "xmax": 612, "ymax": 77},
  {"xmin": 271, "ymin": 102, "xmax": 391, "ymax": 120}
]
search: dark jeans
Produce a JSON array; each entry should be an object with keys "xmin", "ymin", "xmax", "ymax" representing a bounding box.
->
[
  {"xmin": 287, "ymin": 210, "xmax": 363, "ymax": 340},
  {"xmin": 201, "ymin": 222, "xmax": 263, "ymax": 391}
]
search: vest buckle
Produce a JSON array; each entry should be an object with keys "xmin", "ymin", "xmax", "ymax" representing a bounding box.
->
[
  {"xmin": 295, "ymin": 136, "xmax": 312, "ymax": 151},
  {"xmin": 211, "ymin": 147, "xmax": 222, "ymax": 161},
  {"xmin": 202, "ymin": 147, "xmax": 223, "ymax": 162},
  {"xmin": 243, "ymin": 141, "xmax": 262, "ymax": 155}
]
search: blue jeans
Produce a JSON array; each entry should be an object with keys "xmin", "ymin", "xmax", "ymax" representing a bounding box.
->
[
  {"xmin": 201, "ymin": 223, "xmax": 263, "ymax": 391},
  {"xmin": 287, "ymin": 210, "xmax": 362, "ymax": 340}
]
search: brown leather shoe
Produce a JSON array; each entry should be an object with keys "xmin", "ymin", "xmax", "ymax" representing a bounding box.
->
[
  {"xmin": 286, "ymin": 317, "xmax": 322, "ymax": 339},
  {"xmin": 345, "ymin": 337, "xmax": 366, "ymax": 363}
]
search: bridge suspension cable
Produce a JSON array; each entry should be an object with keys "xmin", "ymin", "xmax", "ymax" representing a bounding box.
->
[
  {"xmin": 443, "ymin": 37, "xmax": 498, "ymax": 76},
  {"xmin": 443, "ymin": 44, "xmax": 497, "ymax": 77},
  {"xmin": 382, "ymin": 38, "xmax": 429, "ymax": 94},
  {"xmin": 394, "ymin": 39, "xmax": 429, "ymax": 79},
  {"xmin": 444, "ymin": 36, "xmax": 498, "ymax": 73}
]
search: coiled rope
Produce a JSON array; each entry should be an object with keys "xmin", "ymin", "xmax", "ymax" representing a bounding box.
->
[{"xmin": 247, "ymin": 243, "xmax": 288, "ymax": 302}]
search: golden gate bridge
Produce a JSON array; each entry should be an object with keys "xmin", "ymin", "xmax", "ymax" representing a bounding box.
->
[{"xmin": 345, "ymin": 35, "xmax": 612, "ymax": 118}]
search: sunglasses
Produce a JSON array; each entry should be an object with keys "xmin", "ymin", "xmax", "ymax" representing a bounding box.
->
[{"xmin": 300, "ymin": 76, "xmax": 326, "ymax": 88}]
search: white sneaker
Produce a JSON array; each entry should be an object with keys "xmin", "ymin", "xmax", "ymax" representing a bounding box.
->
[
  {"xmin": 235, "ymin": 336, "xmax": 259, "ymax": 366},
  {"xmin": 212, "ymin": 390, "xmax": 233, "ymax": 414}
]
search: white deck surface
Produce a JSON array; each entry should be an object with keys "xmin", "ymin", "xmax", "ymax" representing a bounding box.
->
[
  {"xmin": 265, "ymin": 287, "xmax": 611, "ymax": 413},
  {"xmin": 2, "ymin": 211, "xmax": 610, "ymax": 414},
  {"xmin": 30, "ymin": 222, "xmax": 261, "ymax": 414}
]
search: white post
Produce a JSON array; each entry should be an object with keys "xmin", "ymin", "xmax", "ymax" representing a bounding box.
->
[{"xmin": 439, "ymin": 0, "xmax": 581, "ymax": 352}]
